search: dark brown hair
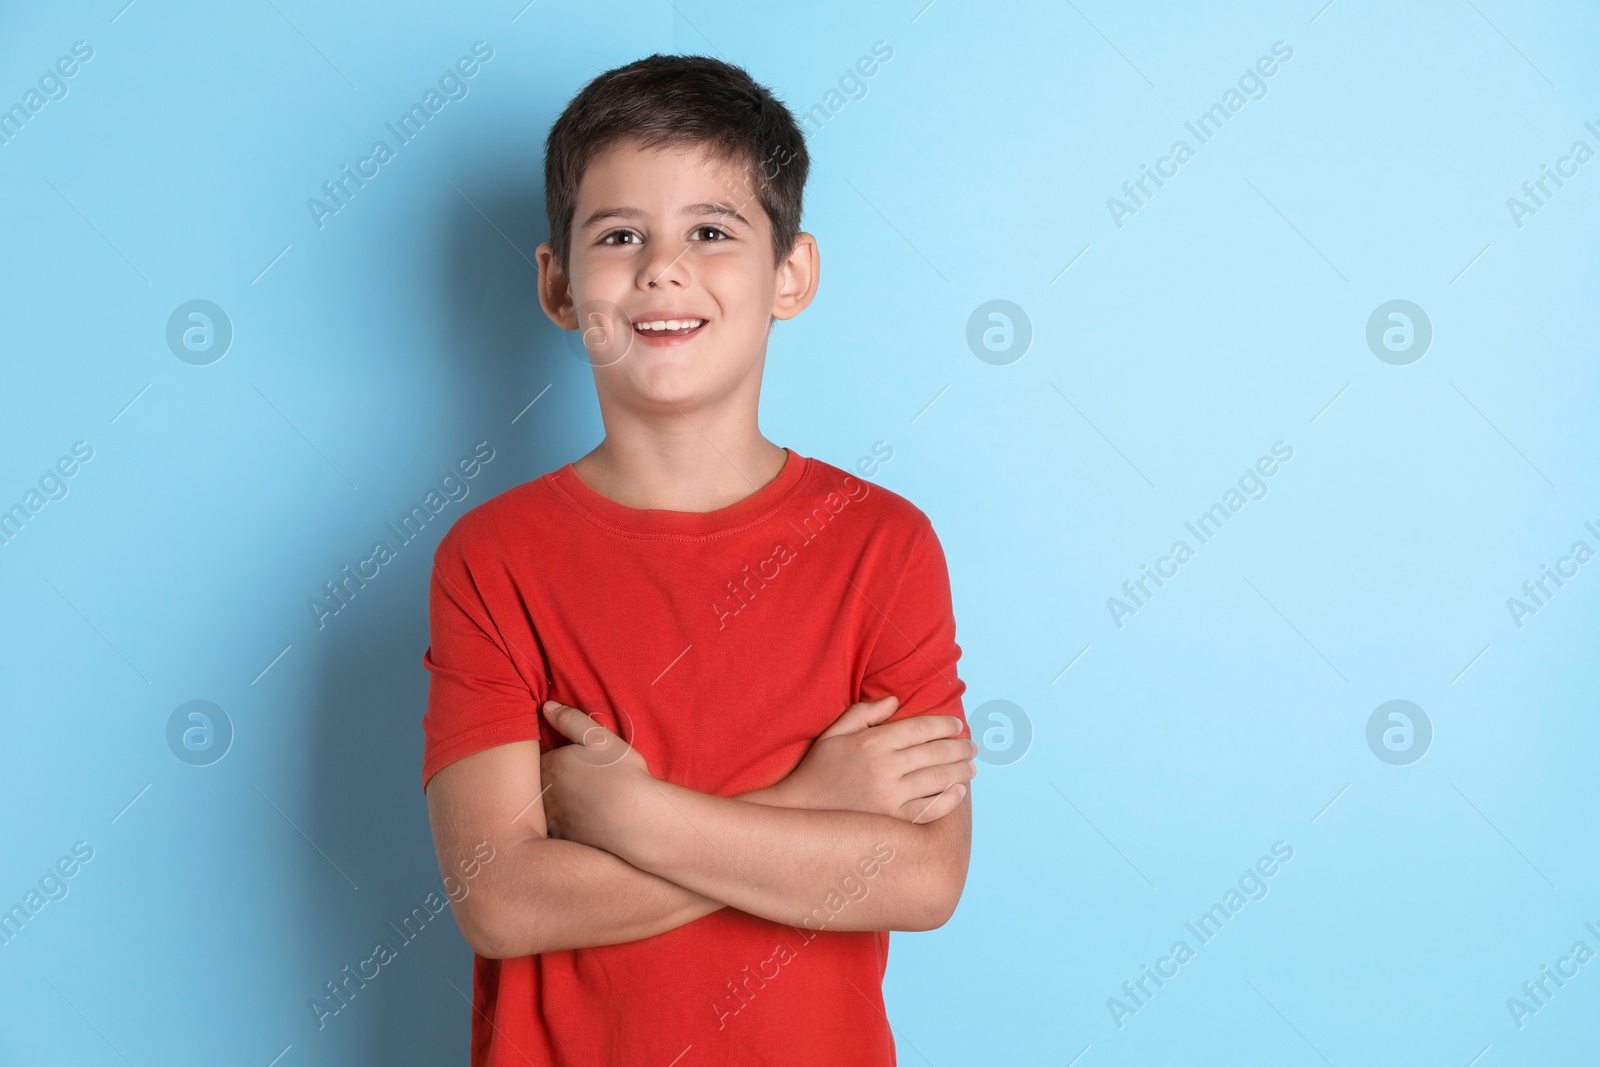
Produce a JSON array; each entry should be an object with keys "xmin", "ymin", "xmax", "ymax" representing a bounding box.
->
[{"xmin": 542, "ymin": 54, "xmax": 810, "ymax": 274}]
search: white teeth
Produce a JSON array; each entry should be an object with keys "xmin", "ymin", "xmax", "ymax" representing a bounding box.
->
[{"xmin": 634, "ymin": 318, "xmax": 704, "ymax": 332}]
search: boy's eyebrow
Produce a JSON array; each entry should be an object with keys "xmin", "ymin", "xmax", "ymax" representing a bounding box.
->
[{"xmin": 579, "ymin": 201, "xmax": 752, "ymax": 231}]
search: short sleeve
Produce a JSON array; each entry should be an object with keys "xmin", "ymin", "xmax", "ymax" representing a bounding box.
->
[
  {"xmin": 419, "ymin": 530, "xmax": 549, "ymax": 791},
  {"xmin": 857, "ymin": 519, "xmax": 969, "ymax": 739}
]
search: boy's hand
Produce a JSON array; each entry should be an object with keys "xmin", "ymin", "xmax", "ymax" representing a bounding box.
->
[
  {"xmin": 538, "ymin": 701, "xmax": 654, "ymax": 847},
  {"xmin": 772, "ymin": 696, "xmax": 976, "ymax": 824}
]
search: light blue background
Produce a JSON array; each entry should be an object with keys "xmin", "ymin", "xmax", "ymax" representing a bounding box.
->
[{"xmin": 2, "ymin": 1, "xmax": 1597, "ymax": 1064}]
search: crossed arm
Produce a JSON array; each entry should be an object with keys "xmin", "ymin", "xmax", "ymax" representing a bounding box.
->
[{"xmin": 424, "ymin": 696, "xmax": 975, "ymax": 959}]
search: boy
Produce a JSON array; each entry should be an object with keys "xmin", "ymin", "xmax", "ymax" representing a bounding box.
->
[{"xmin": 421, "ymin": 54, "xmax": 974, "ymax": 1066}]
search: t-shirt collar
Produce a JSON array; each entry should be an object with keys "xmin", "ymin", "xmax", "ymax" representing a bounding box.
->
[{"xmin": 546, "ymin": 447, "xmax": 809, "ymax": 539}]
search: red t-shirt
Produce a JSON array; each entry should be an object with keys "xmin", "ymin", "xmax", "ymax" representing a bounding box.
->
[{"xmin": 420, "ymin": 446, "xmax": 968, "ymax": 1067}]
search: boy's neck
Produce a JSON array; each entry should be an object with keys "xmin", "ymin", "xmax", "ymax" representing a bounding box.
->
[{"xmin": 572, "ymin": 429, "xmax": 788, "ymax": 513}]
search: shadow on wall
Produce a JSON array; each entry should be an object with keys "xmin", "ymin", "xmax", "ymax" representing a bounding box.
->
[{"xmin": 296, "ymin": 171, "xmax": 592, "ymax": 1064}]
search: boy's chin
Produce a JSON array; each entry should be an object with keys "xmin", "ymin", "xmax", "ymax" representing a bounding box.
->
[{"xmin": 612, "ymin": 367, "xmax": 726, "ymax": 410}]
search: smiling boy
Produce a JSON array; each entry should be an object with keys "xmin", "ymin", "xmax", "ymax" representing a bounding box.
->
[{"xmin": 421, "ymin": 54, "xmax": 974, "ymax": 1066}]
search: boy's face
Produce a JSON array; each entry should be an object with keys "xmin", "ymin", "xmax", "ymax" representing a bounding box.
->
[{"xmin": 537, "ymin": 138, "xmax": 817, "ymax": 417}]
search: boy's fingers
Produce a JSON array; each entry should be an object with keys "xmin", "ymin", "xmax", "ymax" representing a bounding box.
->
[
  {"xmin": 541, "ymin": 701, "xmax": 582, "ymax": 741},
  {"xmin": 855, "ymin": 695, "xmax": 900, "ymax": 729},
  {"xmin": 908, "ymin": 783, "xmax": 966, "ymax": 824},
  {"xmin": 819, "ymin": 695, "xmax": 899, "ymax": 738},
  {"xmin": 878, "ymin": 712, "xmax": 966, "ymax": 749},
  {"xmin": 543, "ymin": 701, "xmax": 633, "ymax": 767},
  {"xmin": 903, "ymin": 759, "xmax": 977, "ymax": 799},
  {"xmin": 898, "ymin": 737, "xmax": 977, "ymax": 770},
  {"xmin": 543, "ymin": 701, "xmax": 604, "ymax": 744}
]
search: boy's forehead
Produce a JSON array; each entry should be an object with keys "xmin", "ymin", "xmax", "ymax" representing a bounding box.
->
[{"xmin": 577, "ymin": 139, "xmax": 764, "ymax": 221}]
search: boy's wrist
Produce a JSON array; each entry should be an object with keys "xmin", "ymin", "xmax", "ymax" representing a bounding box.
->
[
  {"xmin": 611, "ymin": 777, "xmax": 690, "ymax": 871},
  {"xmin": 736, "ymin": 778, "xmax": 798, "ymax": 809}
]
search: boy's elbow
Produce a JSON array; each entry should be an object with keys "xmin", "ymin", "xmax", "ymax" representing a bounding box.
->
[
  {"xmin": 454, "ymin": 878, "xmax": 547, "ymax": 959},
  {"xmin": 454, "ymin": 892, "xmax": 515, "ymax": 958},
  {"xmin": 917, "ymin": 872, "xmax": 965, "ymax": 931},
  {"xmin": 934, "ymin": 882, "xmax": 964, "ymax": 928},
  {"xmin": 894, "ymin": 841, "xmax": 968, "ymax": 931},
  {"xmin": 888, "ymin": 883, "xmax": 960, "ymax": 932},
  {"xmin": 910, "ymin": 808, "xmax": 970, "ymax": 930}
]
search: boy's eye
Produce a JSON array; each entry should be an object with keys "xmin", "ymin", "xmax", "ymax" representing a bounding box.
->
[{"xmin": 598, "ymin": 227, "xmax": 727, "ymax": 246}]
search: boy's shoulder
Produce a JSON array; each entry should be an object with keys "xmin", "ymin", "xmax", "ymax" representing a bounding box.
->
[
  {"xmin": 430, "ymin": 474, "xmax": 545, "ymax": 565},
  {"xmin": 798, "ymin": 453, "xmax": 933, "ymax": 539}
]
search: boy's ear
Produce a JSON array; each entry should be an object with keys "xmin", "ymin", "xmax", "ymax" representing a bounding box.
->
[
  {"xmin": 536, "ymin": 241, "xmax": 578, "ymax": 329},
  {"xmin": 771, "ymin": 232, "xmax": 819, "ymax": 323}
]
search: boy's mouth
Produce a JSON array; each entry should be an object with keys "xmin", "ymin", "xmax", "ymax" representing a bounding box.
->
[{"xmin": 630, "ymin": 314, "xmax": 706, "ymax": 344}]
